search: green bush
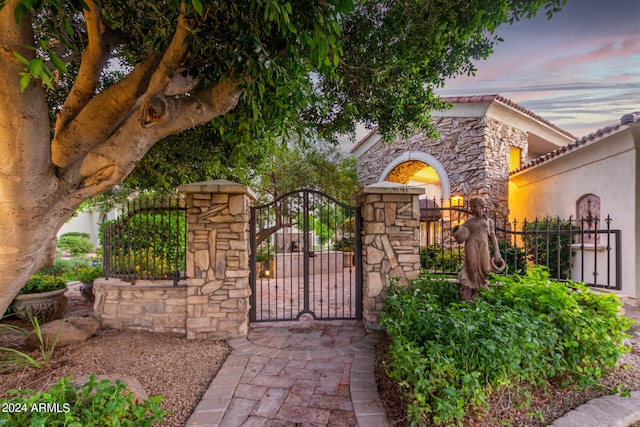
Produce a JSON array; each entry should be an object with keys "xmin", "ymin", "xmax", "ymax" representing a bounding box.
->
[
  {"xmin": 333, "ymin": 235, "xmax": 355, "ymax": 252},
  {"xmin": 0, "ymin": 374, "xmax": 167, "ymax": 426},
  {"xmin": 74, "ymin": 265, "xmax": 103, "ymax": 284},
  {"xmin": 58, "ymin": 234, "xmax": 95, "ymax": 256},
  {"xmin": 498, "ymin": 240, "xmax": 527, "ymax": 276},
  {"xmin": 101, "ymin": 207, "xmax": 186, "ymax": 278},
  {"xmin": 420, "ymin": 245, "xmax": 463, "ymax": 273},
  {"xmin": 20, "ymin": 273, "xmax": 66, "ymax": 294},
  {"xmin": 522, "ymin": 217, "xmax": 572, "ymax": 279},
  {"xmin": 380, "ymin": 267, "xmax": 634, "ymax": 425}
]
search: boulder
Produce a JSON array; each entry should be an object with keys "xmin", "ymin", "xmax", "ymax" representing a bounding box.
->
[
  {"xmin": 72, "ymin": 374, "xmax": 148, "ymax": 403},
  {"xmin": 25, "ymin": 315, "xmax": 100, "ymax": 350}
]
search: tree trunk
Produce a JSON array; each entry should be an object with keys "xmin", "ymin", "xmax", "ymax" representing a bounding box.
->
[{"xmin": 0, "ymin": 1, "xmax": 242, "ymax": 317}]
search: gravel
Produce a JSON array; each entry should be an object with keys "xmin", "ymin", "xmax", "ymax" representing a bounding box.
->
[{"xmin": 0, "ymin": 283, "xmax": 230, "ymax": 427}]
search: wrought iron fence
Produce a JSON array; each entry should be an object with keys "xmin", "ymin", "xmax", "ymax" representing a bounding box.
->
[
  {"xmin": 102, "ymin": 194, "xmax": 187, "ymax": 285},
  {"xmin": 420, "ymin": 198, "xmax": 621, "ymax": 290}
]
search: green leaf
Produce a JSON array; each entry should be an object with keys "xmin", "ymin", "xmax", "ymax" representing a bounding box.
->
[
  {"xmin": 49, "ymin": 52, "xmax": 68, "ymax": 73},
  {"xmin": 13, "ymin": 2, "xmax": 28, "ymax": 24},
  {"xmin": 191, "ymin": 0, "xmax": 203, "ymax": 16},
  {"xmin": 19, "ymin": 74, "xmax": 31, "ymax": 92},
  {"xmin": 12, "ymin": 51, "xmax": 30, "ymax": 66},
  {"xmin": 28, "ymin": 58, "xmax": 45, "ymax": 77}
]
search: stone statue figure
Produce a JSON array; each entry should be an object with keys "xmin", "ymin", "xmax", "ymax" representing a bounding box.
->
[{"xmin": 451, "ymin": 197, "xmax": 505, "ymax": 301}]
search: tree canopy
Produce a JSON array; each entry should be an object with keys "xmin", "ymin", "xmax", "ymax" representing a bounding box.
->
[{"xmin": 0, "ymin": 0, "xmax": 565, "ymax": 315}]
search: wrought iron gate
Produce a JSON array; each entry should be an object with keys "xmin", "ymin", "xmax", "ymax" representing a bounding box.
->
[{"xmin": 250, "ymin": 189, "xmax": 362, "ymax": 322}]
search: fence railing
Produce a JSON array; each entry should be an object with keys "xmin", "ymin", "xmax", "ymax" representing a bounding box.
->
[
  {"xmin": 102, "ymin": 194, "xmax": 187, "ymax": 285},
  {"xmin": 420, "ymin": 198, "xmax": 621, "ymax": 290}
]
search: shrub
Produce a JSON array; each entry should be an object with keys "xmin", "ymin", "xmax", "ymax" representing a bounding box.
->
[
  {"xmin": 333, "ymin": 235, "xmax": 355, "ymax": 251},
  {"xmin": 380, "ymin": 267, "xmax": 634, "ymax": 425},
  {"xmin": 100, "ymin": 204, "xmax": 186, "ymax": 278},
  {"xmin": 522, "ymin": 217, "xmax": 572, "ymax": 279},
  {"xmin": 74, "ymin": 265, "xmax": 104, "ymax": 284},
  {"xmin": 498, "ymin": 240, "xmax": 527, "ymax": 276},
  {"xmin": 420, "ymin": 245, "xmax": 463, "ymax": 273},
  {"xmin": 58, "ymin": 234, "xmax": 95, "ymax": 256},
  {"xmin": 0, "ymin": 374, "xmax": 167, "ymax": 426},
  {"xmin": 107, "ymin": 247, "xmax": 181, "ymax": 278},
  {"xmin": 20, "ymin": 273, "xmax": 66, "ymax": 294}
]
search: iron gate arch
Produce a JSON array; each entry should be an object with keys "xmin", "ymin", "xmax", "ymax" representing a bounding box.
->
[{"xmin": 250, "ymin": 189, "xmax": 362, "ymax": 322}]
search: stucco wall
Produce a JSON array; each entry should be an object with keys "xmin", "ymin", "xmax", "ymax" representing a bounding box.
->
[{"xmin": 509, "ymin": 129, "xmax": 638, "ymax": 297}]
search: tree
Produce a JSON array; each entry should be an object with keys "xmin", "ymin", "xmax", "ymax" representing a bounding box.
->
[
  {"xmin": 252, "ymin": 141, "xmax": 358, "ymax": 245},
  {"xmin": 0, "ymin": 0, "xmax": 565, "ymax": 315}
]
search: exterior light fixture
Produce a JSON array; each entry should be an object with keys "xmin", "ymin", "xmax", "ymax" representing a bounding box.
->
[{"xmin": 451, "ymin": 195, "xmax": 464, "ymax": 207}]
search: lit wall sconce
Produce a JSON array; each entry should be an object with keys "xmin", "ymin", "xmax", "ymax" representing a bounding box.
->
[{"xmin": 451, "ymin": 195, "xmax": 464, "ymax": 207}]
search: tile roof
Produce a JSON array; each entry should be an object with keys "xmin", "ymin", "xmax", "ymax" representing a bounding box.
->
[
  {"xmin": 510, "ymin": 112, "xmax": 640, "ymax": 175},
  {"xmin": 350, "ymin": 94, "xmax": 576, "ymax": 154},
  {"xmin": 441, "ymin": 94, "xmax": 576, "ymax": 140}
]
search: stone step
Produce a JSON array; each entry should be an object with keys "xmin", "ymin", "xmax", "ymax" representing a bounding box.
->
[{"xmin": 548, "ymin": 391, "xmax": 640, "ymax": 427}]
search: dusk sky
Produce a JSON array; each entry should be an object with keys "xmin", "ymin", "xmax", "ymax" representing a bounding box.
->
[{"xmin": 438, "ymin": 0, "xmax": 640, "ymax": 138}]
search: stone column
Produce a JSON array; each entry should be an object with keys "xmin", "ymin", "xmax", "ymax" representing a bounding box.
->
[
  {"xmin": 178, "ymin": 180, "xmax": 256, "ymax": 339},
  {"xmin": 355, "ymin": 182, "xmax": 424, "ymax": 329}
]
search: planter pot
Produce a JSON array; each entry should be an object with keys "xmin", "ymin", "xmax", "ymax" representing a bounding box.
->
[
  {"xmin": 13, "ymin": 288, "xmax": 68, "ymax": 323},
  {"xmin": 343, "ymin": 252, "xmax": 354, "ymax": 267},
  {"xmin": 79, "ymin": 282, "xmax": 95, "ymax": 303}
]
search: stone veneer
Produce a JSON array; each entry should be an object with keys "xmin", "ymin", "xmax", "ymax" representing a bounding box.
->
[
  {"xmin": 355, "ymin": 182, "xmax": 424, "ymax": 328},
  {"xmin": 179, "ymin": 180, "xmax": 256, "ymax": 339},
  {"xmin": 357, "ymin": 116, "xmax": 528, "ymax": 220},
  {"xmin": 93, "ymin": 180, "xmax": 426, "ymax": 337},
  {"xmin": 93, "ymin": 279, "xmax": 187, "ymax": 333}
]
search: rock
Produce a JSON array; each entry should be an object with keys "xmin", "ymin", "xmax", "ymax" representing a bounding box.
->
[
  {"xmin": 25, "ymin": 315, "xmax": 100, "ymax": 350},
  {"xmin": 72, "ymin": 374, "xmax": 148, "ymax": 404}
]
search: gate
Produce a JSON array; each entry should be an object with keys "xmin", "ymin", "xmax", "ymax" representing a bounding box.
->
[{"xmin": 250, "ymin": 189, "xmax": 362, "ymax": 322}]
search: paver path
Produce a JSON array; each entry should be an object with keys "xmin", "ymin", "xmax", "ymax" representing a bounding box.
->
[{"xmin": 186, "ymin": 318, "xmax": 388, "ymax": 427}]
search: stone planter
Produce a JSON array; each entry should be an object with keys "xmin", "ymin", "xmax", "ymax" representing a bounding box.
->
[{"xmin": 13, "ymin": 288, "xmax": 68, "ymax": 323}]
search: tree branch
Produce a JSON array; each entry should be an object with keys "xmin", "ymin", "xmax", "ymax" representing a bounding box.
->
[
  {"xmin": 52, "ymin": 3, "xmax": 194, "ymax": 170},
  {"xmin": 51, "ymin": 53, "xmax": 161, "ymax": 168},
  {"xmin": 146, "ymin": 3, "xmax": 194, "ymax": 97},
  {"xmin": 54, "ymin": 0, "xmax": 110, "ymax": 135}
]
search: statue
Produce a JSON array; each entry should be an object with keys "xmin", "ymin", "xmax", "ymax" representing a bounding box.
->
[{"xmin": 451, "ymin": 197, "xmax": 505, "ymax": 301}]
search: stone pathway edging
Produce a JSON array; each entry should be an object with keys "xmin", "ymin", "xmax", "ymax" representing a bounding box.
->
[
  {"xmin": 185, "ymin": 331, "xmax": 389, "ymax": 427},
  {"xmin": 548, "ymin": 391, "xmax": 640, "ymax": 427}
]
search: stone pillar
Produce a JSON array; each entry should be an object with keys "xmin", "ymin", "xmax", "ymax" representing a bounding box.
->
[
  {"xmin": 178, "ymin": 180, "xmax": 256, "ymax": 339},
  {"xmin": 355, "ymin": 182, "xmax": 424, "ymax": 329}
]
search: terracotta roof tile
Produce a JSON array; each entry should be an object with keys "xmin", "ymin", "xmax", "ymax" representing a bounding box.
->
[
  {"xmin": 440, "ymin": 94, "xmax": 576, "ymax": 140},
  {"xmin": 352, "ymin": 94, "xmax": 578, "ymax": 154},
  {"xmin": 510, "ymin": 112, "xmax": 640, "ymax": 175}
]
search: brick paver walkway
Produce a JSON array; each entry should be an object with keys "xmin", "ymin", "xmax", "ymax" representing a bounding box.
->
[{"xmin": 185, "ymin": 318, "xmax": 388, "ymax": 427}]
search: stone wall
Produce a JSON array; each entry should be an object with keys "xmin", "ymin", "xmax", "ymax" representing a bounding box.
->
[
  {"xmin": 356, "ymin": 116, "xmax": 528, "ymax": 220},
  {"xmin": 180, "ymin": 180, "xmax": 256, "ymax": 339},
  {"xmin": 356, "ymin": 183, "xmax": 423, "ymax": 328},
  {"xmin": 93, "ymin": 180, "xmax": 426, "ymax": 336},
  {"xmin": 94, "ymin": 279, "xmax": 187, "ymax": 333}
]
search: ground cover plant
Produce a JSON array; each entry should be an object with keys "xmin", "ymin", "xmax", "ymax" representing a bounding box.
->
[
  {"xmin": 0, "ymin": 374, "xmax": 167, "ymax": 426},
  {"xmin": 380, "ymin": 267, "xmax": 634, "ymax": 426}
]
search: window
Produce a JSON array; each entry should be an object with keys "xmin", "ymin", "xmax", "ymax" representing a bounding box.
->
[{"xmin": 509, "ymin": 147, "xmax": 522, "ymax": 171}]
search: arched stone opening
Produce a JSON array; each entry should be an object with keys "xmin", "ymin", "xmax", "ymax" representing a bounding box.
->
[{"xmin": 378, "ymin": 151, "xmax": 450, "ymax": 200}]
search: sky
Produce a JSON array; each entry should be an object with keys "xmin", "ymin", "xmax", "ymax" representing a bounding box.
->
[{"xmin": 438, "ymin": 0, "xmax": 640, "ymax": 138}]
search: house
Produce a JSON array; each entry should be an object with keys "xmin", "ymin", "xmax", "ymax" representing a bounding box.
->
[
  {"xmin": 509, "ymin": 112, "xmax": 640, "ymax": 298},
  {"xmin": 351, "ymin": 95, "xmax": 575, "ymax": 222},
  {"xmin": 351, "ymin": 95, "xmax": 640, "ymax": 298},
  {"xmin": 57, "ymin": 208, "xmax": 116, "ymax": 248}
]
